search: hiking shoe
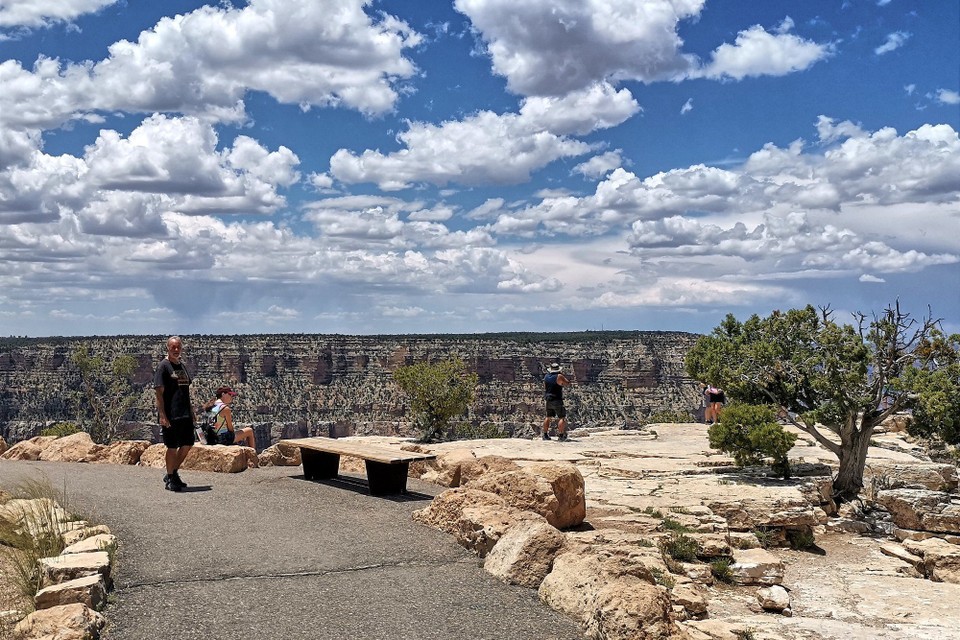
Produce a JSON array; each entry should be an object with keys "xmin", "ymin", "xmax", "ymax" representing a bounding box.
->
[
  {"xmin": 164, "ymin": 474, "xmax": 183, "ymax": 492},
  {"xmin": 171, "ymin": 472, "xmax": 187, "ymax": 489},
  {"xmin": 542, "ymin": 432, "xmax": 551, "ymax": 440},
  {"xmin": 558, "ymin": 433, "xmax": 568, "ymax": 442}
]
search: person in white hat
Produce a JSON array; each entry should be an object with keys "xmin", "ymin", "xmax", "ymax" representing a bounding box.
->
[{"xmin": 542, "ymin": 363, "xmax": 570, "ymax": 441}]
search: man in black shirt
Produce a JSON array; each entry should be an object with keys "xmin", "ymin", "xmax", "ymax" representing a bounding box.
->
[
  {"xmin": 542, "ymin": 362, "xmax": 570, "ymax": 441},
  {"xmin": 154, "ymin": 336, "xmax": 196, "ymax": 491}
]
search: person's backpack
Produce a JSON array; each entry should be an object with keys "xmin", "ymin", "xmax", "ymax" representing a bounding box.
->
[{"xmin": 195, "ymin": 406, "xmax": 221, "ymax": 444}]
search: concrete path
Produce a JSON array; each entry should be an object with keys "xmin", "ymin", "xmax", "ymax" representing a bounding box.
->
[{"xmin": 0, "ymin": 460, "xmax": 585, "ymax": 640}]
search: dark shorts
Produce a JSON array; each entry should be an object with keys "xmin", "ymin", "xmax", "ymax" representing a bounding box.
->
[
  {"xmin": 216, "ymin": 431, "xmax": 236, "ymax": 446},
  {"xmin": 545, "ymin": 399, "xmax": 566, "ymax": 418},
  {"xmin": 162, "ymin": 417, "xmax": 195, "ymax": 448},
  {"xmin": 708, "ymin": 393, "xmax": 725, "ymax": 404}
]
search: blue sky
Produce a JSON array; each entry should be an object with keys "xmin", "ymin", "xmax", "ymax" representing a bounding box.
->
[{"xmin": 0, "ymin": 0, "xmax": 957, "ymax": 337}]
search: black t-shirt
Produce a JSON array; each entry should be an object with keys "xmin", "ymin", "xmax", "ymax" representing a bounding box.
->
[
  {"xmin": 154, "ymin": 359, "xmax": 194, "ymax": 422},
  {"xmin": 544, "ymin": 372, "xmax": 563, "ymax": 401}
]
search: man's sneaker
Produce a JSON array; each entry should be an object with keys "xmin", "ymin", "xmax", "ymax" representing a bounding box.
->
[
  {"xmin": 164, "ymin": 474, "xmax": 183, "ymax": 492},
  {"xmin": 171, "ymin": 471, "xmax": 187, "ymax": 489},
  {"xmin": 542, "ymin": 432, "xmax": 551, "ymax": 440},
  {"xmin": 558, "ymin": 433, "xmax": 568, "ymax": 442}
]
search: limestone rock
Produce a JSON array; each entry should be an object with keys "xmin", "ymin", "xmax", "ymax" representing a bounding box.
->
[
  {"xmin": 483, "ymin": 519, "xmax": 565, "ymax": 587},
  {"xmin": 730, "ymin": 548, "xmax": 784, "ymax": 585},
  {"xmin": 0, "ymin": 435, "xmax": 57, "ymax": 460},
  {"xmin": 460, "ymin": 455, "xmax": 522, "ymax": 485},
  {"xmin": 38, "ymin": 551, "xmax": 112, "ymax": 588},
  {"xmin": 87, "ymin": 440, "xmax": 150, "ymax": 465},
  {"xmin": 38, "ymin": 432, "xmax": 102, "ymax": 462},
  {"xmin": 0, "ymin": 435, "xmax": 6, "ymax": 455},
  {"xmin": 689, "ymin": 533, "xmax": 731, "ymax": 558},
  {"xmin": 139, "ymin": 443, "xmax": 250, "ymax": 473},
  {"xmin": 879, "ymin": 542, "xmax": 924, "ymax": 572},
  {"xmin": 62, "ymin": 525, "xmax": 112, "ymax": 547},
  {"xmin": 419, "ymin": 448, "xmax": 476, "ymax": 487},
  {"xmin": 257, "ymin": 441, "xmax": 302, "ymax": 467},
  {"xmin": 463, "ymin": 462, "xmax": 586, "ymax": 529},
  {"xmin": 457, "ymin": 503, "xmax": 547, "ymax": 556},
  {"xmin": 62, "ymin": 533, "xmax": 117, "ymax": 556},
  {"xmin": 34, "ymin": 574, "xmax": 107, "ymax": 611},
  {"xmin": 876, "ymin": 488, "xmax": 960, "ymax": 534},
  {"xmin": 539, "ymin": 551, "xmax": 674, "ymax": 640},
  {"xmin": 412, "ymin": 487, "xmax": 509, "ymax": 535},
  {"xmin": 903, "ymin": 537, "xmax": 960, "ymax": 584},
  {"xmin": 726, "ymin": 532, "xmax": 761, "ymax": 550},
  {"xmin": 757, "ymin": 584, "xmax": 790, "ymax": 611},
  {"xmin": 13, "ymin": 603, "xmax": 105, "ymax": 640},
  {"xmin": 707, "ymin": 494, "xmax": 828, "ymax": 531},
  {"xmin": 671, "ymin": 583, "xmax": 708, "ymax": 617},
  {"xmin": 0, "ymin": 498, "xmax": 70, "ymax": 538},
  {"xmin": 866, "ymin": 461, "xmax": 959, "ymax": 492}
]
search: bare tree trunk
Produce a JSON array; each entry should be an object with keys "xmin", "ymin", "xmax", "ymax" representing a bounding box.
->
[{"xmin": 833, "ymin": 420, "xmax": 875, "ymax": 501}]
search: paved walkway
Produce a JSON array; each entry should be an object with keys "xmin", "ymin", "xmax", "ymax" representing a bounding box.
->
[{"xmin": 0, "ymin": 460, "xmax": 585, "ymax": 640}]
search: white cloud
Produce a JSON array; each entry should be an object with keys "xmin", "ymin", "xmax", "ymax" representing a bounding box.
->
[
  {"xmin": 936, "ymin": 89, "xmax": 960, "ymax": 105},
  {"xmin": 574, "ymin": 150, "xmax": 623, "ymax": 179},
  {"xmin": 330, "ymin": 83, "xmax": 638, "ymax": 189},
  {"xmin": 454, "ymin": 0, "xmax": 704, "ymax": 95},
  {"xmin": 859, "ymin": 274, "xmax": 886, "ymax": 283},
  {"xmin": 875, "ymin": 31, "xmax": 910, "ymax": 55},
  {"xmin": 697, "ymin": 22, "xmax": 833, "ymax": 80},
  {"xmin": 0, "ymin": 0, "xmax": 119, "ymax": 30},
  {"xmin": 0, "ymin": 0, "xmax": 421, "ymax": 129},
  {"xmin": 680, "ymin": 98, "xmax": 694, "ymax": 115}
]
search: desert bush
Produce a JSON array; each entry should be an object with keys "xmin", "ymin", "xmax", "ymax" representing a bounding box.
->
[
  {"xmin": 40, "ymin": 422, "xmax": 82, "ymax": 438},
  {"xmin": 708, "ymin": 403, "xmax": 797, "ymax": 479},
  {"xmin": 660, "ymin": 533, "xmax": 698, "ymax": 563}
]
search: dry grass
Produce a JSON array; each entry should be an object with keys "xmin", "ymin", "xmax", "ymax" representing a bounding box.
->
[{"xmin": 0, "ymin": 475, "xmax": 85, "ymax": 633}]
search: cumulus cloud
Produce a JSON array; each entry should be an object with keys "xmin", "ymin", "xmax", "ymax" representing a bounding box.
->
[
  {"xmin": 936, "ymin": 89, "xmax": 960, "ymax": 105},
  {"xmin": 574, "ymin": 150, "xmax": 623, "ymax": 179},
  {"xmin": 330, "ymin": 83, "xmax": 638, "ymax": 189},
  {"xmin": 454, "ymin": 0, "xmax": 704, "ymax": 95},
  {"xmin": 0, "ymin": 0, "xmax": 420, "ymax": 129},
  {"xmin": 875, "ymin": 31, "xmax": 910, "ymax": 55},
  {"xmin": 696, "ymin": 21, "xmax": 833, "ymax": 80},
  {"xmin": 680, "ymin": 99, "xmax": 694, "ymax": 115},
  {"xmin": 489, "ymin": 119, "xmax": 960, "ymax": 241},
  {"xmin": 0, "ymin": 0, "xmax": 119, "ymax": 30},
  {"xmin": 0, "ymin": 114, "xmax": 301, "ymax": 232}
]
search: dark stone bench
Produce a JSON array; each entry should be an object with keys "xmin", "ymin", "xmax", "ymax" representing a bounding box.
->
[{"xmin": 280, "ymin": 437, "xmax": 436, "ymax": 495}]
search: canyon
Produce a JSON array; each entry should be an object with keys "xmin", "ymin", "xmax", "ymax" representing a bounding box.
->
[{"xmin": 0, "ymin": 332, "xmax": 702, "ymax": 445}]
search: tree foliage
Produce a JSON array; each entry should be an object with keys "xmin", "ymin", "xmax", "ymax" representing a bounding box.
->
[
  {"xmin": 686, "ymin": 303, "xmax": 959, "ymax": 499},
  {"xmin": 393, "ymin": 358, "xmax": 479, "ymax": 442},
  {"xmin": 708, "ymin": 403, "xmax": 797, "ymax": 479},
  {"xmin": 71, "ymin": 346, "xmax": 140, "ymax": 443}
]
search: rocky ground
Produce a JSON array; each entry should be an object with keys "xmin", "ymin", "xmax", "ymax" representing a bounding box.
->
[{"xmin": 417, "ymin": 422, "xmax": 960, "ymax": 640}]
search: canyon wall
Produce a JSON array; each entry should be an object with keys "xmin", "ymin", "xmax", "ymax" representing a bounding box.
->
[{"xmin": 0, "ymin": 332, "xmax": 702, "ymax": 444}]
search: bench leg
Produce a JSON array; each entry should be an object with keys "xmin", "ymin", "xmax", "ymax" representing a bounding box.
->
[
  {"xmin": 365, "ymin": 461, "xmax": 409, "ymax": 495},
  {"xmin": 300, "ymin": 447, "xmax": 340, "ymax": 481}
]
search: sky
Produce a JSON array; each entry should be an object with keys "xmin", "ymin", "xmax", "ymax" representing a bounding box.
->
[{"xmin": 0, "ymin": 0, "xmax": 958, "ymax": 337}]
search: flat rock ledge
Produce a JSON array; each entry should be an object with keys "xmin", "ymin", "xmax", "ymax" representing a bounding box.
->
[{"xmin": 0, "ymin": 496, "xmax": 117, "ymax": 640}]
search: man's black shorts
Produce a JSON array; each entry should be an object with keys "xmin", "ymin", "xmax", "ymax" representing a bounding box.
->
[
  {"xmin": 162, "ymin": 417, "xmax": 195, "ymax": 448},
  {"xmin": 545, "ymin": 399, "xmax": 566, "ymax": 418}
]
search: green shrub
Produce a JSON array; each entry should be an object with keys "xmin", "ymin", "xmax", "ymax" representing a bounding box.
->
[
  {"xmin": 394, "ymin": 358, "xmax": 479, "ymax": 443},
  {"xmin": 452, "ymin": 422, "xmax": 508, "ymax": 440},
  {"xmin": 650, "ymin": 567, "xmax": 675, "ymax": 588},
  {"xmin": 40, "ymin": 422, "xmax": 82, "ymax": 438},
  {"xmin": 660, "ymin": 533, "xmax": 698, "ymax": 562},
  {"xmin": 710, "ymin": 558, "xmax": 735, "ymax": 583},
  {"xmin": 660, "ymin": 517, "xmax": 693, "ymax": 534},
  {"xmin": 708, "ymin": 403, "xmax": 797, "ymax": 479},
  {"xmin": 787, "ymin": 527, "xmax": 817, "ymax": 550}
]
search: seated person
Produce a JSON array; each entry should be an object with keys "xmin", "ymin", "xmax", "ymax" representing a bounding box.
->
[{"xmin": 204, "ymin": 386, "xmax": 256, "ymax": 449}]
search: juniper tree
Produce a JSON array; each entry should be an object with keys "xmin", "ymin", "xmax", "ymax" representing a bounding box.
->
[{"xmin": 686, "ymin": 303, "xmax": 959, "ymax": 500}]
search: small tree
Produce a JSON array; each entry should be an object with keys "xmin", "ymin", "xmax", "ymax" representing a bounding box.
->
[
  {"xmin": 686, "ymin": 302, "xmax": 959, "ymax": 500},
  {"xmin": 71, "ymin": 346, "xmax": 140, "ymax": 444},
  {"xmin": 393, "ymin": 358, "xmax": 479, "ymax": 442},
  {"xmin": 708, "ymin": 403, "xmax": 797, "ymax": 479}
]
